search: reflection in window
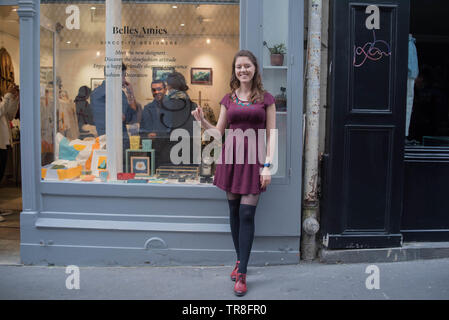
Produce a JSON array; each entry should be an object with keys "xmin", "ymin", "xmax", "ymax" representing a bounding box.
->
[
  {"xmin": 407, "ymin": 65, "xmax": 449, "ymax": 146},
  {"xmin": 40, "ymin": 2, "xmax": 239, "ymax": 183},
  {"xmin": 407, "ymin": 3, "xmax": 449, "ymax": 148}
]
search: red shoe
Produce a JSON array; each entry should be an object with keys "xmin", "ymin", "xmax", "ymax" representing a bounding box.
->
[
  {"xmin": 234, "ymin": 273, "xmax": 247, "ymax": 296},
  {"xmin": 230, "ymin": 261, "xmax": 240, "ymax": 281}
]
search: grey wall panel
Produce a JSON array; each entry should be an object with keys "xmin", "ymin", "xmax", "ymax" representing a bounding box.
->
[{"xmin": 20, "ymin": 244, "xmax": 300, "ymax": 267}]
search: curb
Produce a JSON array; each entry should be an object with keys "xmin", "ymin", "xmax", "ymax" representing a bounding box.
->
[{"xmin": 318, "ymin": 242, "xmax": 449, "ymax": 264}]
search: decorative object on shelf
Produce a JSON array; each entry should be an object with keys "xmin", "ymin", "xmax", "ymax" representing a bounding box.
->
[
  {"xmin": 80, "ymin": 174, "xmax": 95, "ymax": 182},
  {"xmin": 117, "ymin": 172, "xmax": 136, "ymax": 180},
  {"xmin": 152, "ymin": 67, "xmax": 175, "ymax": 81},
  {"xmin": 148, "ymin": 178, "xmax": 167, "ymax": 184},
  {"xmin": 127, "ymin": 179, "xmax": 148, "ymax": 184},
  {"xmin": 41, "ymin": 164, "xmax": 83, "ymax": 181},
  {"xmin": 191, "ymin": 68, "xmax": 213, "ymax": 85},
  {"xmin": 200, "ymin": 155, "xmax": 213, "ymax": 178},
  {"xmin": 200, "ymin": 176, "xmax": 213, "ymax": 184},
  {"xmin": 99, "ymin": 170, "xmax": 109, "ymax": 182},
  {"xmin": 90, "ymin": 78, "xmax": 104, "ymax": 91},
  {"xmin": 142, "ymin": 139, "xmax": 152, "ymax": 151},
  {"xmin": 156, "ymin": 165, "xmax": 199, "ymax": 179},
  {"xmin": 275, "ymin": 87, "xmax": 287, "ymax": 112},
  {"xmin": 91, "ymin": 149, "xmax": 107, "ymax": 177},
  {"xmin": 126, "ymin": 149, "xmax": 155, "ymax": 176},
  {"xmin": 263, "ymin": 41, "xmax": 287, "ymax": 66},
  {"xmin": 130, "ymin": 135, "xmax": 141, "ymax": 150},
  {"xmin": 130, "ymin": 156, "xmax": 151, "ymax": 177}
]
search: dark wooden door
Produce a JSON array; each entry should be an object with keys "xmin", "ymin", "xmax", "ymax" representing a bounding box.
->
[{"xmin": 321, "ymin": 0, "xmax": 410, "ymax": 249}]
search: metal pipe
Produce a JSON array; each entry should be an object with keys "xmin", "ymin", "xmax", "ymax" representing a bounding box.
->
[{"xmin": 301, "ymin": 0, "xmax": 322, "ymax": 261}]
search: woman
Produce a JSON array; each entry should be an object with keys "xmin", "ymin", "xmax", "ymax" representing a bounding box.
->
[
  {"xmin": 192, "ymin": 50, "xmax": 276, "ymax": 296},
  {"xmin": 161, "ymin": 72, "xmax": 196, "ymax": 134},
  {"xmin": 0, "ymin": 84, "xmax": 19, "ymax": 187},
  {"xmin": 74, "ymin": 86, "xmax": 95, "ymax": 139}
]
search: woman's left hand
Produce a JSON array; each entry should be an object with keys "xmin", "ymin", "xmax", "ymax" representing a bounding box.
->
[{"xmin": 260, "ymin": 167, "xmax": 271, "ymax": 189}]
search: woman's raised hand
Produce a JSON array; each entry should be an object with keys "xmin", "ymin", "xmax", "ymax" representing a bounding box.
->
[{"xmin": 191, "ymin": 105, "xmax": 204, "ymax": 122}]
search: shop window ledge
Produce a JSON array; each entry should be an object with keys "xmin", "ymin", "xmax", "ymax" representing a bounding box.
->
[{"xmin": 35, "ymin": 217, "xmax": 230, "ymax": 233}]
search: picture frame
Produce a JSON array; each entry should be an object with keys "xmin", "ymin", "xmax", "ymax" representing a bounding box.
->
[
  {"xmin": 90, "ymin": 78, "xmax": 104, "ymax": 91},
  {"xmin": 126, "ymin": 150, "xmax": 155, "ymax": 176},
  {"xmin": 191, "ymin": 68, "xmax": 213, "ymax": 85},
  {"xmin": 130, "ymin": 156, "xmax": 151, "ymax": 176},
  {"xmin": 152, "ymin": 67, "xmax": 175, "ymax": 82},
  {"xmin": 40, "ymin": 67, "xmax": 53, "ymax": 86},
  {"xmin": 91, "ymin": 149, "xmax": 107, "ymax": 177}
]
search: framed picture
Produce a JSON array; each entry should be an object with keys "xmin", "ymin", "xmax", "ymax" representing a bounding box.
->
[
  {"xmin": 91, "ymin": 149, "xmax": 107, "ymax": 177},
  {"xmin": 40, "ymin": 67, "xmax": 53, "ymax": 86},
  {"xmin": 152, "ymin": 67, "xmax": 175, "ymax": 82},
  {"xmin": 191, "ymin": 68, "xmax": 213, "ymax": 85},
  {"xmin": 130, "ymin": 156, "xmax": 151, "ymax": 176},
  {"xmin": 126, "ymin": 150, "xmax": 154, "ymax": 176},
  {"xmin": 90, "ymin": 78, "xmax": 104, "ymax": 91}
]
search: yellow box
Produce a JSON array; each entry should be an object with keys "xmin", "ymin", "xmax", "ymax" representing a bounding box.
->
[{"xmin": 130, "ymin": 136, "xmax": 140, "ymax": 150}]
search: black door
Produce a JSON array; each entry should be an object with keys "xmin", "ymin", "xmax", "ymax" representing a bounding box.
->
[{"xmin": 321, "ymin": 0, "xmax": 410, "ymax": 249}]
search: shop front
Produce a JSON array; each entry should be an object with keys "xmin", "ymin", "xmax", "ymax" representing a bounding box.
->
[
  {"xmin": 18, "ymin": 0, "xmax": 304, "ymax": 266},
  {"xmin": 322, "ymin": 0, "xmax": 449, "ymax": 249}
]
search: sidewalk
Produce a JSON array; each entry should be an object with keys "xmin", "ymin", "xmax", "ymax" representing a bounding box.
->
[{"xmin": 1, "ymin": 258, "xmax": 448, "ymax": 300}]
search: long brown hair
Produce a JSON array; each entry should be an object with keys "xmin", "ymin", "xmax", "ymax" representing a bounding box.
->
[{"xmin": 230, "ymin": 50, "xmax": 265, "ymax": 103}]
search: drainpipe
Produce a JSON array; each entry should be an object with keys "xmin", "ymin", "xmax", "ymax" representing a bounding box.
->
[{"xmin": 301, "ymin": 0, "xmax": 322, "ymax": 261}]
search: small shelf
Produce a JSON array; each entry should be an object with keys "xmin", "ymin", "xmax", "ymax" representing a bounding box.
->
[{"xmin": 263, "ymin": 65, "xmax": 288, "ymax": 70}]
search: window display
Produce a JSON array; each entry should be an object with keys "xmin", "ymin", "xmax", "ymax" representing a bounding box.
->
[{"xmin": 40, "ymin": 1, "xmax": 239, "ymax": 184}]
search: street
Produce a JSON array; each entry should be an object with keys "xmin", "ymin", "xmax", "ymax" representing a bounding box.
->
[{"xmin": 0, "ymin": 258, "xmax": 448, "ymax": 300}]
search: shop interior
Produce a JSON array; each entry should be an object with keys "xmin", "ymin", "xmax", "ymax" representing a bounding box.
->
[
  {"xmin": 0, "ymin": 5, "xmax": 21, "ymax": 265},
  {"xmin": 39, "ymin": 2, "xmax": 241, "ymax": 185},
  {"xmin": 406, "ymin": 0, "xmax": 449, "ymax": 146}
]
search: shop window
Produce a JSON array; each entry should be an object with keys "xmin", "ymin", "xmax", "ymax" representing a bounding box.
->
[
  {"xmin": 40, "ymin": 1, "xmax": 239, "ymax": 184},
  {"xmin": 406, "ymin": 1, "xmax": 449, "ymax": 148},
  {"xmin": 262, "ymin": 0, "xmax": 289, "ymax": 178}
]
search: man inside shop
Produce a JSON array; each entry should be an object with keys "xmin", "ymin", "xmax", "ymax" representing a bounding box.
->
[
  {"xmin": 139, "ymin": 79, "xmax": 175, "ymax": 169},
  {"xmin": 140, "ymin": 80, "xmax": 172, "ymax": 139},
  {"xmin": 90, "ymin": 63, "xmax": 142, "ymax": 151}
]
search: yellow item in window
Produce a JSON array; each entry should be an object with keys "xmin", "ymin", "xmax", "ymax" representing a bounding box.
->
[
  {"xmin": 130, "ymin": 136, "xmax": 140, "ymax": 150},
  {"xmin": 56, "ymin": 165, "xmax": 82, "ymax": 180},
  {"xmin": 41, "ymin": 165, "xmax": 82, "ymax": 181},
  {"xmin": 85, "ymin": 138, "xmax": 100, "ymax": 171},
  {"xmin": 73, "ymin": 144, "xmax": 87, "ymax": 151}
]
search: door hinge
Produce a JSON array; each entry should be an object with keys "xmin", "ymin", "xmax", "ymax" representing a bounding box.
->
[
  {"xmin": 290, "ymin": 54, "xmax": 294, "ymax": 66},
  {"xmin": 289, "ymin": 168, "xmax": 292, "ymax": 177}
]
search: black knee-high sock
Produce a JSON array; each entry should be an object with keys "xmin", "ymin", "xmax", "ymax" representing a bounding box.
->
[
  {"xmin": 228, "ymin": 199, "xmax": 241, "ymax": 261},
  {"xmin": 238, "ymin": 204, "xmax": 257, "ymax": 274}
]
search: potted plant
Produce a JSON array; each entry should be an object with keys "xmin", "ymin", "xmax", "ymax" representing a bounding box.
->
[{"xmin": 263, "ymin": 41, "xmax": 287, "ymax": 66}]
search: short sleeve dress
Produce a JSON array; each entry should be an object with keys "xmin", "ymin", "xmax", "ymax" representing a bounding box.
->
[{"xmin": 213, "ymin": 91, "xmax": 275, "ymax": 195}]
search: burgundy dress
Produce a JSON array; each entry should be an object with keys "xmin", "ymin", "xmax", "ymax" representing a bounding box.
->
[{"xmin": 213, "ymin": 92, "xmax": 275, "ymax": 195}]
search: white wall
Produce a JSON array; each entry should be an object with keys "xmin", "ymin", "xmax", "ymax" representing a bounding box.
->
[{"xmin": 58, "ymin": 38, "xmax": 238, "ymax": 119}]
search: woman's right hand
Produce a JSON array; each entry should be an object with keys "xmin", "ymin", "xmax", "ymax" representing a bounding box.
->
[{"xmin": 191, "ymin": 105, "xmax": 204, "ymax": 122}]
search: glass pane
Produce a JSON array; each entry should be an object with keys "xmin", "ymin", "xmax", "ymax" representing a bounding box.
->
[
  {"xmin": 262, "ymin": 0, "xmax": 288, "ymax": 178},
  {"xmin": 40, "ymin": 1, "xmax": 239, "ymax": 184},
  {"xmin": 406, "ymin": 2, "xmax": 449, "ymax": 148},
  {"xmin": 40, "ymin": 26, "xmax": 56, "ymax": 167}
]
